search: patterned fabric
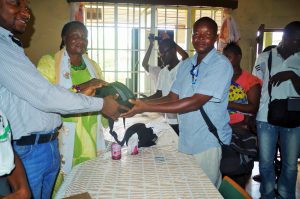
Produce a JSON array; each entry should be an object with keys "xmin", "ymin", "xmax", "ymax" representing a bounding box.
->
[
  {"xmin": 228, "ymin": 81, "xmax": 247, "ymax": 113},
  {"xmin": 229, "ymin": 70, "xmax": 262, "ymax": 124}
]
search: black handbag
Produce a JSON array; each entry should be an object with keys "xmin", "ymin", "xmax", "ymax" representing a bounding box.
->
[
  {"xmin": 267, "ymin": 52, "xmax": 300, "ymax": 128},
  {"xmin": 199, "ymin": 108, "xmax": 257, "ymax": 176}
]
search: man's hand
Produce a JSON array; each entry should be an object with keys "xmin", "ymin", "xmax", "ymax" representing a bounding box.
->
[
  {"xmin": 269, "ymin": 71, "xmax": 295, "ymax": 86},
  {"xmin": 120, "ymin": 99, "xmax": 147, "ymax": 118},
  {"xmin": 6, "ymin": 154, "xmax": 31, "ymax": 199},
  {"xmin": 101, "ymin": 95, "xmax": 130, "ymax": 120},
  {"xmin": 79, "ymin": 78, "xmax": 107, "ymax": 96}
]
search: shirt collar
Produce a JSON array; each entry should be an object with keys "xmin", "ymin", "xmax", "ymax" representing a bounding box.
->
[
  {"xmin": 191, "ymin": 48, "xmax": 217, "ymax": 66},
  {"xmin": 0, "ymin": 26, "xmax": 22, "ymax": 47},
  {"xmin": 0, "ymin": 26, "xmax": 14, "ymax": 39}
]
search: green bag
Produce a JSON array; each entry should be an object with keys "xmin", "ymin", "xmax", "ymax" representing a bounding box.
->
[
  {"xmin": 95, "ymin": 81, "xmax": 136, "ymax": 143},
  {"xmin": 95, "ymin": 81, "xmax": 135, "ymax": 109}
]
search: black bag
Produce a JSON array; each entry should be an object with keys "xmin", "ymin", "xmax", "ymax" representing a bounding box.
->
[
  {"xmin": 110, "ymin": 123, "xmax": 157, "ymax": 147},
  {"xmin": 268, "ymin": 99, "xmax": 300, "ymax": 128},
  {"xmin": 267, "ymin": 52, "xmax": 300, "ymax": 128},
  {"xmin": 220, "ymin": 144, "xmax": 254, "ymax": 176},
  {"xmin": 199, "ymin": 108, "xmax": 257, "ymax": 176},
  {"xmin": 221, "ymin": 126, "xmax": 257, "ymax": 176}
]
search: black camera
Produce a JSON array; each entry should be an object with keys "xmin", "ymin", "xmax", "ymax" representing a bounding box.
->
[{"xmin": 148, "ymin": 33, "xmax": 161, "ymax": 41}]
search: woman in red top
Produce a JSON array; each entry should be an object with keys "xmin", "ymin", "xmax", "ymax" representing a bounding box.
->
[
  {"xmin": 223, "ymin": 42, "xmax": 262, "ymax": 188},
  {"xmin": 223, "ymin": 42, "xmax": 262, "ymax": 126}
]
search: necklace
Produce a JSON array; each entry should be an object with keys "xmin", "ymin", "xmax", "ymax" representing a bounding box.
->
[{"xmin": 71, "ymin": 61, "xmax": 87, "ymax": 71}]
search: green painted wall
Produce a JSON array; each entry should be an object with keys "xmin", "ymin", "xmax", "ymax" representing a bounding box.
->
[{"xmin": 25, "ymin": 0, "xmax": 300, "ymax": 71}]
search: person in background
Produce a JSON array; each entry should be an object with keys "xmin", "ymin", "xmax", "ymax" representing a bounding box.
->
[
  {"xmin": 122, "ymin": 17, "xmax": 233, "ymax": 188},
  {"xmin": 223, "ymin": 42, "xmax": 262, "ymax": 188},
  {"xmin": 142, "ymin": 38, "xmax": 187, "ymax": 135},
  {"xmin": 252, "ymin": 45, "xmax": 278, "ymax": 184},
  {"xmin": 142, "ymin": 32, "xmax": 188, "ymax": 93},
  {"xmin": 252, "ymin": 21, "xmax": 300, "ymax": 199},
  {"xmin": 0, "ymin": 1, "xmax": 127, "ymax": 198},
  {"xmin": 37, "ymin": 21, "xmax": 108, "ymax": 196},
  {"xmin": 0, "ymin": 109, "xmax": 31, "ymax": 199}
]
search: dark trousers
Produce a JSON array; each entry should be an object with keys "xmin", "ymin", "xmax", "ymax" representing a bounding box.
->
[{"xmin": 0, "ymin": 177, "xmax": 11, "ymax": 196}]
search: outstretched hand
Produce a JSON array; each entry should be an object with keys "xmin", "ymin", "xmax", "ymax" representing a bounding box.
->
[
  {"xmin": 79, "ymin": 78, "xmax": 108, "ymax": 96},
  {"xmin": 120, "ymin": 98, "xmax": 147, "ymax": 118},
  {"xmin": 101, "ymin": 95, "xmax": 130, "ymax": 120},
  {"xmin": 269, "ymin": 71, "xmax": 295, "ymax": 87}
]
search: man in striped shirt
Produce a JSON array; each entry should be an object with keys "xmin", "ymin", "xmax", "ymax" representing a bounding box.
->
[{"xmin": 0, "ymin": 0, "xmax": 127, "ymax": 198}]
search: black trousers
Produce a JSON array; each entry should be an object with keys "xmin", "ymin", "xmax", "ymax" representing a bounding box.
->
[{"xmin": 0, "ymin": 177, "xmax": 11, "ymax": 196}]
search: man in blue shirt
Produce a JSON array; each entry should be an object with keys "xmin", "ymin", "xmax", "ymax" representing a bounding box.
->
[
  {"xmin": 122, "ymin": 17, "xmax": 233, "ymax": 187},
  {"xmin": 0, "ymin": 0, "xmax": 127, "ymax": 198}
]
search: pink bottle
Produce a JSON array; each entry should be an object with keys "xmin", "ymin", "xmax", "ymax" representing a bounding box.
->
[{"xmin": 111, "ymin": 143, "xmax": 121, "ymax": 160}]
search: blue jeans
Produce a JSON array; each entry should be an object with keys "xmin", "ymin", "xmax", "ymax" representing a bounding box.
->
[
  {"xmin": 257, "ymin": 121, "xmax": 300, "ymax": 199},
  {"xmin": 13, "ymin": 139, "xmax": 60, "ymax": 199}
]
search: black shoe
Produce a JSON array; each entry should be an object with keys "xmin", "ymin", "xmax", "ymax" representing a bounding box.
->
[{"xmin": 253, "ymin": 174, "xmax": 261, "ymax": 182}]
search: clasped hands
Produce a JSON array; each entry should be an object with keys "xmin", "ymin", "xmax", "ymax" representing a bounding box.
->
[
  {"xmin": 76, "ymin": 78, "xmax": 140, "ymax": 120},
  {"xmin": 103, "ymin": 98, "xmax": 145, "ymax": 120},
  {"xmin": 77, "ymin": 79, "xmax": 146, "ymax": 120}
]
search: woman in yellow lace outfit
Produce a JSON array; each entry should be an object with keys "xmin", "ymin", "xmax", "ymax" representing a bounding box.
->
[{"xmin": 37, "ymin": 21, "xmax": 108, "ymax": 196}]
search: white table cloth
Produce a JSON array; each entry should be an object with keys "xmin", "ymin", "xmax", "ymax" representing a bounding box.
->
[{"xmin": 55, "ymin": 113, "xmax": 223, "ymax": 199}]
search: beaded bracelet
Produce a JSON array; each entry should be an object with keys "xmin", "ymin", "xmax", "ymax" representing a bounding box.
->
[{"xmin": 71, "ymin": 85, "xmax": 81, "ymax": 93}]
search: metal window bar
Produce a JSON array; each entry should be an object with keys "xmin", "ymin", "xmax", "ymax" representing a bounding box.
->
[{"xmin": 84, "ymin": 3, "xmax": 223, "ymax": 96}]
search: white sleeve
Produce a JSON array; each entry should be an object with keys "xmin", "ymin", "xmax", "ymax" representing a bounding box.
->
[{"xmin": 252, "ymin": 52, "xmax": 269, "ymax": 81}]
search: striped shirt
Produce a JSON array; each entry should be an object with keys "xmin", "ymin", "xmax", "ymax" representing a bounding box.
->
[{"xmin": 0, "ymin": 27, "xmax": 103, "ymax": 140}]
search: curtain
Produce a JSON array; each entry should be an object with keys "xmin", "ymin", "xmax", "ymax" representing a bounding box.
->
[
  {"xmin": 218, "ymin": 8, "xmax": 240, "ymax": 51},
  {"xmin": 70, "ymin": 2, "xmax": 85, "ymax": 22}
]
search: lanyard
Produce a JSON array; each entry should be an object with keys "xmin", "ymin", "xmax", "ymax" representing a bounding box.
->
[{"xmin": 190, "ymin": 63, "xmax": 199, "ymax": 84}]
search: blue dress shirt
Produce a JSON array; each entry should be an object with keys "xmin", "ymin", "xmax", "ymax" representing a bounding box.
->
[{"xmin": 171, "ymin": 48, "xmax": 233, "ymax": 154}]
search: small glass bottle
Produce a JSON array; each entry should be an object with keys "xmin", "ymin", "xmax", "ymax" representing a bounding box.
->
[{"xmin": 111, "ymin": 143, "xmax": 121, "ymax": 160}]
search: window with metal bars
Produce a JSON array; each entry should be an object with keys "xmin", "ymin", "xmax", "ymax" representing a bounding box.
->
[{"xmin": 83, "ymin": 2, "xmax": 223, "ymax": 96}]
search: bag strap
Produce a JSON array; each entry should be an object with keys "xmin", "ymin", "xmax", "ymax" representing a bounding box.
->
[
  {"xmin": 267, "ymin": 51, "xmax": 273, "ymax": 104},
  {"xmin": 108, "ymin": 118, "xmax": 127, "ymax": 146},
  {"xmin": 199, "ymin": 107, "xmax": 224, "ymax": 145}
]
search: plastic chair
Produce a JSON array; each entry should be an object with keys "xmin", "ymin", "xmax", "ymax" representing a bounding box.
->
[{"xmin": 219, "ymin": 176, "xmax": 252, "ymax": 199}]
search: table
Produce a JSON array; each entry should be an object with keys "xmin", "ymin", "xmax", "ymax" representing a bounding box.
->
[{"xmin": 55, "ymin": 114, "xmax": 223, "ymax": 199}]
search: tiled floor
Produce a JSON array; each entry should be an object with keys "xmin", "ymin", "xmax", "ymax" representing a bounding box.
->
[{"xmin": 245, "ymin": 162, "xmax": 300, "ymax": 199}]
